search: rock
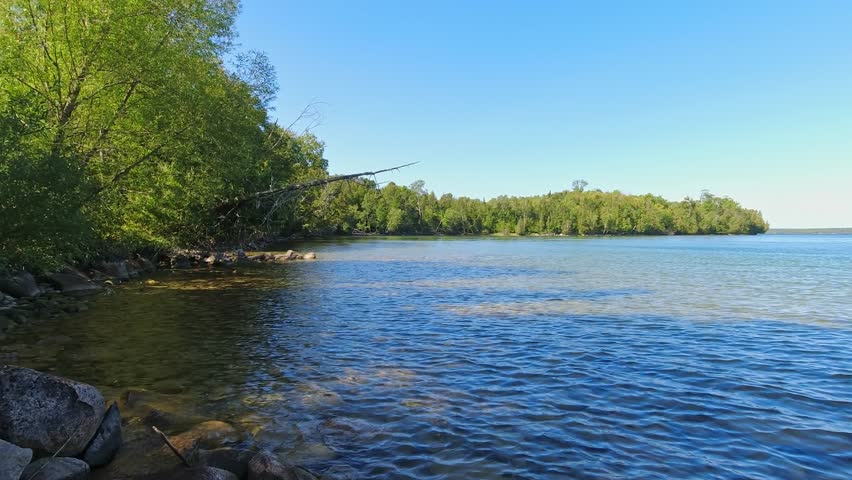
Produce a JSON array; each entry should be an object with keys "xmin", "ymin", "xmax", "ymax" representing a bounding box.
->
[
  {"xmin": 46, "ymin": 269, "xmax": 102, "ymax": 296},
  {"xmin": 0, "ymin": 315, "xmax": 14, "ymax": 332},
  {"xmin": 0, "ymin": 366, "xmax": 106, "ymax": 456},
  {"xmin": 196, "ymin": 448, "xmax": 255, "ymax": 479},
  {"xmin": 82, "ymin": 401, "xmax": 123, "ymax": 467},
  {"xmin": 302, "ymin": 252, "xmax": 316, "ymax": 260},
  {"xmin": 163, "ymin": 467, "xmax": 239, "ymax": 480},
  {"xmin": 170, "ymin": 421, "xmax": 240, "ymax": 453},
  {"xmin": 0, "ymin": 272, "xmax": 41, "ymax": 298},
  {"xmin": 21, "ymin": 457, "xmax": 89, "ymax": 480},
  {"xmin": 90, "ymin": 426, "xmax": 181, "ymax": 480},
  {"xmin": 247, "ymin": 453, "xmax": 319, "ymax": 480},
  {"xmin": 0, "ymin": 438, "xmax": 32, "ymax": 480},
  {"xmin": 96, "ymin": 261, "xmax": 130, "ymax": 281},
  {"xmin": 136, "ymin": 257, "xmax": 157, "ymax": 273}
]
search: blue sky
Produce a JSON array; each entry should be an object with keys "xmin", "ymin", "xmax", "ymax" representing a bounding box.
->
[{"xmin": 234, "ymin": 1, "xmax": 852, "ymax": 228}]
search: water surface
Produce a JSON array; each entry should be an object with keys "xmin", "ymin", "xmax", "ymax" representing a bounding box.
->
[{"xmin": 3, "ymin": 235, "xmax": 851, "ymax": 479}]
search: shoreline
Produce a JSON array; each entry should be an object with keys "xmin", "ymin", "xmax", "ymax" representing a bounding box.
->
[{"xmin": 0, "ymin": 249, "xmax": 316, "ymax": 339}]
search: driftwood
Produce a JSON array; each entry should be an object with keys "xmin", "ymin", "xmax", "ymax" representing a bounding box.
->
[
  {"xmin": 214, "ymin": 162, "xmax": 418, "ymax": 214},
  {"xmin": 26, "ymin": 423, "xmax": 82, "ymax": 480},
  {"xmin": 152, "ymin": 426, "xmax": 192, "ymax": 468}
]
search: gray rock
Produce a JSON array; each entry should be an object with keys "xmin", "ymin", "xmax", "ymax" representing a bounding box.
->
[
  {"xmin": 196, "ymin": 448, "xmax": 254, "ymax": 479},
  {"xmin": 247, "ymin": 453, "xmax": 318, "ymax": 480},
  {"xmin": 46, "ymin": 269, "xmax": 102, "ymax": 296},
  {"xmin": 0, "ymin": 365, "xmax": 106, "ymax": 456},
  {"xmin": 21, "ymin": 457, "xmax": 89, "ymax": 480},
  {"xmin": 0, "ymin": 272, "xmax": 41, "ymax": 298},
  {"xmin": 89, "ymin": 426, "xmax": 182, "ymax": 480},
  {"xmin": 82, "ymin": 401, "xmax": 123, "ymax": 467},
  {"xmin": 0, "ymin": 315, "xmax": 14, "ymax": 333},
  {"xmin": 0, "ymin": 438, "xmax": 32, "ymax": 480},
  {"xmin": 96, "ymin": 261, "xmax": 130, "ymax": 281},
  {"xmin": 164, "ymin": 467, "xmax": 239, "ymax": 480}
]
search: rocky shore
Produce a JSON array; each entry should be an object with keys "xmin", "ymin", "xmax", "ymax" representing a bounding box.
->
[
  {"xmin": 0, "ymin": 249, "xmax": 316, "ymax": 339},
  {"xmin": 0, "ymin": 365, "xmax": 321, "ymax": 480}
]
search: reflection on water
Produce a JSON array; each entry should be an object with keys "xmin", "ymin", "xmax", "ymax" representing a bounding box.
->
[{"xmin": 2, "ymin": 235, "xmax": 852, "ymax": 479}]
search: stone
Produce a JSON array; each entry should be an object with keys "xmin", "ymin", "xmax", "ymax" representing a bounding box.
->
[
  {"xmin": 89, "ymin": 425, "xmax": 181, "ymax": 480},
  {"xmin": 0, "ymin": 438, "xmax": 32, "ymax": 480},
  {"xmin": 21, "ymin": 457, "xmax": 89, "ymax": 480},
  {"xmin": 82, "ymin": 401, "xmax": 123, "ymax": 467},
  {"xmin": 46, "ymin": 269, "xmax": 102, "ymax": 296},
  {"xmin": 0, "ymin": 272, "xmax": 41, "ymax": 298},
  {"xmin": 196, "ymin": 448, "xmax": 255, "ymax": 479},
  {"xmin": 163, "ymin": 467, "xmax": 239, "ymax": 480},
  {"xmin": 0, "ymin": 316, "xmax": 13, "ymax": 332},
  {"xmin": 302, "ymin": 252, "xmax": 316, "ymax": 260},
  {"xmin": 247, "ymin": 453, "xmax": 319, "ymax": 480},
  {"xmin": 96, "ymin": 261, "xmax": 130, "ymax": 281},
  {"xmin": 136, "ymin": 257, "xmax": 157, "ymax": 272},
  {"xmin": 0, "ymin": 365, "xmax": 106, "ymax": 456},
  {"xmin": 170, "ymin": 421, "xmax": 240, "ymax": 453}
]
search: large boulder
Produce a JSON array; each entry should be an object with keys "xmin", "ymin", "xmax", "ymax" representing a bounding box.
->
[
  {"xmin": 21, "ymin": 457, "xmax": 89, "ymax": 480},
  {"xmin": 0, "ymin": 365, "xmax": 106, "ymax": 457},
  {"xmin": 46, "ymin": 269, "xmax": 102, "ymax": 296},
  {"xmin": 0, "ymin": 438, "xmax": 32, "ymax": 480},
  {"xmin": 82, "ymin": 401, "xmax": 123, "ymax": 467},
  {"xmin": 247, "ymin": 453, "xmax": 318, "ymax": 480},
  {"xmin": 0, "ymin": 272, "xmax": 41, "ymax": 298}
]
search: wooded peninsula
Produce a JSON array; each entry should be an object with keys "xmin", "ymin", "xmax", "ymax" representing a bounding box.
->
[{"xmin": 0, "ymin": 0, "xmax": 768, "ymax": 273}]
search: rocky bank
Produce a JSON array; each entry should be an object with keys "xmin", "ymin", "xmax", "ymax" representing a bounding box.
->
[
  {"xmin": 0, "ymin": 365, "xmax": 321, "ymax": 480},
  {"xmin": 0, "ymin": 249, "xmax": 316, "ymax": 339}
]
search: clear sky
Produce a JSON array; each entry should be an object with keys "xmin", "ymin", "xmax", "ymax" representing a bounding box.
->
[{"xmin": 234, "ymin": 1, "xmax": 852, "ymax": 228}]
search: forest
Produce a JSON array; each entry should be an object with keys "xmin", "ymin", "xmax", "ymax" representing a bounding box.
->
[
  {"xmin": 302, "ymin": 180, "xmax": 769, "ymax": 236},
  {"xmin": 0, "ymin": 0, "xmax": 768, "ymax": 273}
]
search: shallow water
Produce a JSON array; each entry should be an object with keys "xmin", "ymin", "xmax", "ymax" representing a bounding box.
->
[{"xmin": 3, "ymin": 235, "xmax": 852, "ymax": 479}]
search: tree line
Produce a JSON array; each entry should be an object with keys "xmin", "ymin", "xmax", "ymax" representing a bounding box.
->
[
  {"xmin": 0, "ymin": 0, "xmax": 768, "ymax": 272},
  {"xmin": 302, "ymin": 180, "xmax": 769, "ymax": 236}
]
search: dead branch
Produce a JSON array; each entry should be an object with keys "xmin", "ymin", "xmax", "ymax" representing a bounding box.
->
[
  {"xmin": 152, "ymin": 426, "xmax": 192, "ymax": 468},
  {"xmin": 214, "ymin": 161, "xmax": 419, "ymax": 214}
]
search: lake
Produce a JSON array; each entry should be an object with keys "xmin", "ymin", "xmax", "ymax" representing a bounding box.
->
[{"xmin": 2, "ymin": 235, "xmax": 851, "ymax": 479}]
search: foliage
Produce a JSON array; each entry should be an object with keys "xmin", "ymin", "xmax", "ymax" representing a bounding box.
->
[
  {"xmin": 302, "ymin": 181, "xmax": 769, "ymax": 236},
  {"xmin": 0, "ymin": 0, "xmax": 325, "ymax": 271}
]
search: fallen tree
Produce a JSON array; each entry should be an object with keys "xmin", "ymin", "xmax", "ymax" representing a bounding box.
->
[{"xmin": 214, "ymin": 161, "xmax": 419, "ymax": 215}]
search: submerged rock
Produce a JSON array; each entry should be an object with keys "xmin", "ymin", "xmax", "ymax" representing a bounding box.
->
[
  {"xmin": 82, "ymin": 401, "xmax": 123, "ymax": 467},
  {"xmin": 90, "ymin": 426, "xmax": 180, "ymax": 480},
  {"xmin": 0, "ymin": 438, "xmax": 32, "ymax": 480},
  {"xmin": 0, "ymin": 272, "xmax": 41, "ymax": 298},
  {"xmin": 21, "ymin": 457, "xmax": 89, "ymax": 480},
  {"xmin": 247, "ymin": 453, "xmax": 318, "ymax": 480},
  {"xmin": 170, "ymin": 421, "xmax": 240, "ymax": 453},
  {"xmin": 163, "ymin": 466, "xmax": 239, "ymax": 480},
  {"xmin": 0, "ymin": 365, "xmax": 105, "ymax": 456},
  {"xmin": 196, "ymin": 447, "xmax": 255, "ymax": 479}
]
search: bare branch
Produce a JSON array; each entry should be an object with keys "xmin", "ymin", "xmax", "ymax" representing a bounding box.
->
[{"xmin": 215, "ymin": 162, "xmax": 419, "ymax": 214}]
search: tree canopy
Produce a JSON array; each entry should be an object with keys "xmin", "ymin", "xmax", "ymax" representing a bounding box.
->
[{"xmin": 302, "ymin": 181, "xmax": 769, "ymax": 237}]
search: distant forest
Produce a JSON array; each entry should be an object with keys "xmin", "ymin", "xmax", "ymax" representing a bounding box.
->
[{"xmin": 300, "ymin": 180, "xmax": 769, "ymax": 236}]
